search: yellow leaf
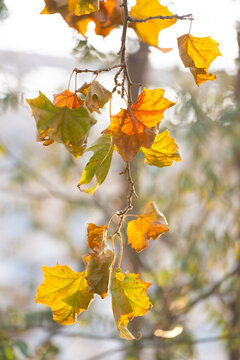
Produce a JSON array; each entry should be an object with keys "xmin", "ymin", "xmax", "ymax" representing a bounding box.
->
[
  {"xmin": 140, "ymin": 130, "xmax": 182, "ymax": 167},
  {"xmin": 111, "ymin": 269, "xmax": 152, "ymax": 340},
  {"xmin": 177, "ymin": 34, "xmax": 221, "ymax": 86},
  {"xmin": 127, "ymin": 202, "xmax": 169, "ymax": 252},
  {"xmin": 87, "ymin": 223, "xmax": 108, "ymax": 253},
  {"xmin": 87, "ymin": 249, "xmax": 115, "ymax": 299},
  {"xmin": 35, "ymin": 264, "xmax": 94, "ymax": 325},
  {"xmin": 129, "ymin": 0, "xmax": 177, "ymax": 48}
]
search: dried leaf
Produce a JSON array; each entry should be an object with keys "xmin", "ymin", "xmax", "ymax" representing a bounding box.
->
[
  {"xmin": 35, "ymin": 264, "xmax": 94, "ymax": 325},
  {"xmin": 177, "ymin": 34, "xmax": 221, "ymax": 86},
  {"xmin": 53, "ymin": 89, "xmax": 83, "ymax": 109},
  {"xmin": 111, "ymin": 269, "xmax": 152, "ymax": 339},
  {"xmin": 129, "ymin": 0, "xmax": 177, "ymax": 48},
  {"xmin": 79, "ymin": 81, "xmax": 111, "ymax": 114},
  {"xmin": 75, "ymin": 0, "xmax": 99, "ymax": 15},
  {"xmin": 140, "ymin": 130, "xmax": 182, "ymax": 167},
  {"xmin": 78, "ymin": 134, "xmax": 114, "ymax": 194},
  {"xmin": 26, "ymin": 92, "xmax": 96, "ymax": 158},
  {"xmin": 87, "ymin": 223, "xmax": 107, "ymax": 253},
  {"xmin": 102, "ymin": 88, "xmax": 176, "ymax": 162},
  {"xmin": 127, "ymin": 202, "xmax": 169, "ymax": 252},
  {"xmin": 87, "ymin": 249, "xmax": 115, "ymax": 298}
]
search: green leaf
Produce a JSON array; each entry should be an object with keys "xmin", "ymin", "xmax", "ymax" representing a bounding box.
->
[
  {"xmin": 140, "ymin": 130, "xmax": 182, "ymax": 167},
  {"xmin": 26, "ymin": 92, "xmax": 96, "ymax": 158},
  {"xmin": 77, "ymin": 134, "xmax": 114, "ymax": 194}
]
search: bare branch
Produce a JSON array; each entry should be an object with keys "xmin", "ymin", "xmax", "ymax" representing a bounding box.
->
[{"xmin": 128, "ymin": 13, "xmax": 194, "ymax": 23}]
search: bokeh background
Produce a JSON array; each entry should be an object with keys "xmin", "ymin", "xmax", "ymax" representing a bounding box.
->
[{"xmin": 1, "ymin": 0, "xmax": 240, "ymax": 359}]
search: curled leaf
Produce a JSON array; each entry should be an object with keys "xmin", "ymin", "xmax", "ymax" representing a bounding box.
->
[
  {"xmin": 129, "ymin": 0, "xmax": 177, "ymax": 48},
  {"xmin": 140, "ymin": 130, "xmax": 182, "ymax": 167},
  {"xmin": 35, "ymin": 264, "xmax": 94, "ymax": 325},
  {"xmin": 111, "ymin": 269, "xmax": 152, "ymax": 340},
  {"xmin": 102, "ymin": 88, "xmax": 176, "ymax": 162},
  {"xmin": 177, "ymin": 34, "xmax": 221, "ymax": 86},
  {"xmin": 86, "ymin": 249, "xmax": 115, "ymax": 299},
  {"xmin": 26, "ymin": 92, "xmax": 96, "ymax": 158},
  {"xmin": 79, "ymin": 81, "xmax": 112, "ymax": 114},
  {"xmin": 78, "ymin": 134, "xmax": 114, "ymax": 194},
  {"xmin": 127, "ymin": 201, "xmax": 169, "ymax": 252},
  {"xmin": 87, "ymin": 223, "xmax": 107, "ymax": 253}
]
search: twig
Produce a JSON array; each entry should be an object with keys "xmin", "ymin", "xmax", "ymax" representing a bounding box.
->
[
  {"xmin": 128, "ymin": 14, "xmax": 194, "ymax": 23},
  {"xmin": 74, "ymin": 64, "xmax": 123, "ymax": 75}
]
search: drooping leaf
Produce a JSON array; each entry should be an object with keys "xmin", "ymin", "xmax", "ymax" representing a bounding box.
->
[
  {"xmin": 86, "ymin": 249, "xmax": 115, "ymax": 299},
  {"xmin": 79, "ymin": 81, "xmax": 111, "ymax": 114},
  {"xmin": 87, "ymin": 223, "xmax": 108, "ymax": 253},
  {"xmin": 75, "ymin": 0, "xmax": 99, "ymax": 15},
  {"xmin": 35, "ymin": 264, "xmax": 94, "ymax": 325},
  {"xmin": 129, "ymin": 0, "xmax": 177, "ymax": 48},
  {"xmin": 177, "ymin": 34, "xmax": 221, "ymax": 86},
  {"xmin": 127, "ymin": 201, "xmax": 169, "ymax": 252},
  {"xmin": 111, "ymin": 269, "xmax": 152, "ymax": 339},
  {"xmin": 140, "ymin": 130, "xmax": 182, "ymax": 167},
  {"xmin": 26, "ymin": 92, "xmax": 96, "ymax": 158},
  {"xmin": 53, "ymin": 89, "xmax": 83, "ymax": 109},
  {"xmin": 102, "ymin": 88, "xmax": 176, "ymax": 162},
  {"xmin": 78, "ymin": 134, "xmax": 114, "ymax": 194}
]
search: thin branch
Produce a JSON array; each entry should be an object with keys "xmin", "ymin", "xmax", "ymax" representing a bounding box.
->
[
  {"xmin": 74, "ymin": 64, "xmax": 123, "ymax": 75},
  {"xmin": 128, "ymin": 13, "xmax": 194, "ymax": 23}
]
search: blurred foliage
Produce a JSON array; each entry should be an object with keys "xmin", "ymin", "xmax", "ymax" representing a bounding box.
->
[
  {"xmin": 0, "ymin": 0, "xmax": 8, "ymax": 20},
  {"xmin": 72, "ymin": 39, "xmax": 117, "ymax": 63}
]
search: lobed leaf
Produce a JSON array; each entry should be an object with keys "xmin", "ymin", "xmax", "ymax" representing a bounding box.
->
[
  {"xmin": 140, "ymin": 129, "xmax": 182, "ymax": 167},
  {"xmin": 129, "ymin": 0, "xmax": 177, "ymax": 48},
  {"xmin": 127, "ymin": 202, "xmax": 169, "ymax": 252},
  {"xmin": 78, "ymin": 134, "xmax": 114, "ymax": 194},
  {"xmin": 111, "ymin": 269, "xmax": 152, "ymax": 340},
  {"xmin": 35, "ymin": 264, "xmax": 94, "ymax": 325},
  {"xmin": 102, "ymin": 88, "xmax": 176, "ymax": 162},
  {"xmin": 26, "ymin": 92, "xmax": 96, "ymax": 158},
  {"xmin": 177, "ymin": 34, "xmax": 221, "ymax": 86}
]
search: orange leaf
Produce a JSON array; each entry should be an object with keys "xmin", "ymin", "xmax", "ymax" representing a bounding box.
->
[
  {"xmin": 87, "ymin": 223, "xmax": 107, "ymax": 253},
  {"xmin": 53, "ymin": 89, "xmax": 83, "ymax": 109},
  {"xmin": 177, "ymin": 34, "xmax": 221, "ymax": 86},
  {"xmin": 35, "ymin": 264, "xmax": 94, "ymax": 325},
  {"xmin": 102, "ymin": 88, "xmax": 176, "ymax": 162},
  {"xmin": 41, "ymin": 0, "xmax": 122, "ymax": 38},
  {"xmin": 127, "ymin": 201, "xmax": 169, "ymax": 252}
]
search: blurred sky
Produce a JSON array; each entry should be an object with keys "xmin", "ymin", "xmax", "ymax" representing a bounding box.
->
[{"xmin": 0, "ymin": 0, "xmax": 240, "ymax": 73}]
